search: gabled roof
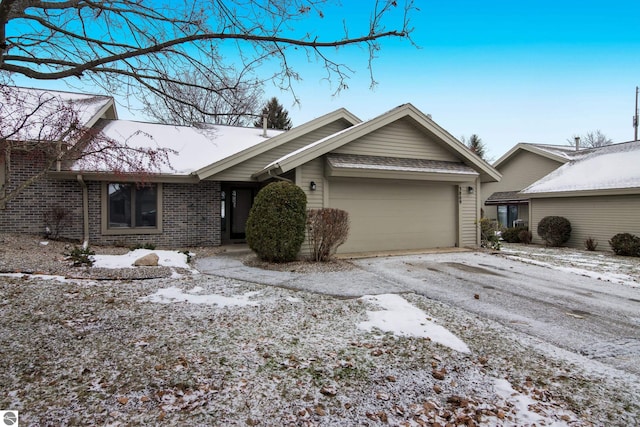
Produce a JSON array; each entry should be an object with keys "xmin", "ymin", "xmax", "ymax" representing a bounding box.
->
[
  {"xmin": 253, "ymin": 103, "xmax": 501, "ymax": 182},
  {"xmin": 72, "ymin": 119, "xmax": 284, "ymax": 175},
  {"xmin": 195, "ymin": 108, "xmax": 360, "ymax": 179},
  {"xmin": 1, "ymin": 86, "xmax": 115, "ymax": 142},
  {"xmin": 521, "ymin": 140, "xmax": 640, "ymax": 197},
  {"xmin": 493, "ymin": 143, "xmax": 581, "ymax": 169}
]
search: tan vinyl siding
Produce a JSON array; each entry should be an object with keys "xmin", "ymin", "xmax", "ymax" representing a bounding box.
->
[
  {"xmin": 211, "ymin": 119, "xmax": 352, "ymax": 181},
  {"xmin": 459, "ymin": 182, "xmax": 478, "ymax": 246},
  {"xmin": 333, "ymin": 117, "xmax": 459, "ymax": 162},
  {"xmin": 328, "ymin": 178, "xmax": 457, "ymax": 253},
  {"xmin": 299, "ymin": 158, "xmax": 325, "ymax": 209},
  {"xmin": 482, "ymin": 150, "xmax": 564, "ymax": 205},
  {"xmin": 530, "ymin": 195, "xmax": 640, "ymax": 249}
]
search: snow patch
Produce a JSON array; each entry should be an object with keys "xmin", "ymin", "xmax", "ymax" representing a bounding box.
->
[
  {"xmin": 92, "ymin": 249, "xmax": 193, "ymax": 270},
  {"xmin": 141, "ymin": 286, "xmax": 260, "ymax": 307},
  {"xmin": 358, "ymin": 294, "xmax": 470, "ymax": 353}
]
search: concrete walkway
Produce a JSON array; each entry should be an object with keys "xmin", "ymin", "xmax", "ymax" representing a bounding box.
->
[{"xmin": 195, "ymin": 247, "xmax": 406, "ymax": 297}]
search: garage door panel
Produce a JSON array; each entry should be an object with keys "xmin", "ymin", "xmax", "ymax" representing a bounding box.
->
[{"xmin": 329, "ymin": 179, "xmax": 456, "ymax": 253}]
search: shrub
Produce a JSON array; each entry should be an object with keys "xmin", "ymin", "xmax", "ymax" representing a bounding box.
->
[
  {"xmin": 130, "ymin": 243, "xmax": 156, "ymax": 250},
  {"xmin": 501, "ymin": 227, "xmax": 522, "ymax": 243},
  {"xmin": 584, "ymin": 237, "xmax": 598, "ymax": 251},
  {"xmin": 43, "ymin": 205, "xmax": 71, "ymax": 240},
  {"xmin": 64, "ymin": 245, "xmax": 95, "ymax": 267},
  {"xmin": 518, "ymin": 229, "xmax": 532, "ymax": 244},
  {"xmin": 306, "ymin": 208, "xmax": 350, "ymax": 261},
  {"xmin": 609, "ymin": 233, "xmax": 640, "ymax": 257},
  {"xmin": 477, "ymin": 218, "xmax": 501, "ymax": 250},
  {"xmin": 537, "ymin": 216, "xmax": 571, "ymax": 247},
  {"xmin": 245, "ymin": 182, "xmax": 307, "ymax": 262}
]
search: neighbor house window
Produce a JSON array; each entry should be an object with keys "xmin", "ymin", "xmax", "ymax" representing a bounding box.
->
[
  {"xmin": 103, "ymin": 183, "xmax": 162, "ymax": 234},
  {"xmin": 497, "ymin": 205, "xmax": 519, "ymax": 228}
]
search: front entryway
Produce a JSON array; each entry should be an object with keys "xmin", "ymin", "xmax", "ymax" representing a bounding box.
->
[{"xmin": 229, "ymin": 187, "xmax": 254, "ymax": 240}]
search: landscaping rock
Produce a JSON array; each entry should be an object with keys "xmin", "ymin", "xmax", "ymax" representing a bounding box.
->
[{"xmin": 134, "ymin": 253, "xmax": 159, "ymax": 267}]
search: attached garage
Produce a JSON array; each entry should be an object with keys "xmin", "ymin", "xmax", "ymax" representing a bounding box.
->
[
  {"xmin": 251, "ymin": 103, "xmax": 502, "ymax": 253},
  {"xmin": 329, "ymin": 178, "xmax": 457, "ymax": 252}
]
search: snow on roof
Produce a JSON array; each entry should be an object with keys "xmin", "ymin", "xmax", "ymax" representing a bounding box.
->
[
  {"xmin": 1, "ymin": 86, "xmax": 113, "ymax": 141},
  {"xmin": 521, "ymin": 141, "xmax": 640, "ymax": 194},
  {"xmin": 73, "ymin": 119, "xmax": 285, "ymax": 175},
  {"xmin": 527, "ymin": 143, "xmax": 583, "ymax": 160}
]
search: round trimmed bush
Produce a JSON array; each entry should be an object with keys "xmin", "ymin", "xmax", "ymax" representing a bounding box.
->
[
  {"xmin": 245, "ymin": 181, "xmax": 307, "ymax": 262},
  {"xmin": 609, "ymin": 233, "xmax": 640, "ymax": 257},
  {"xmin": 537, "ymin": 216, "xmax": 571, "ymax": 247},
  {"xmin": 501, "ymin": 227, "xmax": 522, "ymax": 243}
]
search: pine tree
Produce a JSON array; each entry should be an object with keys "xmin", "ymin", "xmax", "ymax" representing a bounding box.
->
[
  {"xmin": 462, "ymin": 134, "xmax": 487, "ymax": 159},
  {"xmin": 254, "ymin": 97, "xmax": 293, "ymax": 130}
]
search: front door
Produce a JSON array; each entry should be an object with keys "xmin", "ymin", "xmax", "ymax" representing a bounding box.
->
[{"xmin": 230, "ymin": 188, "xmax": 253, "ymax": 239}]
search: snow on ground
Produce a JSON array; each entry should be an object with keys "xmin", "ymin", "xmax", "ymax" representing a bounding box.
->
[
  {"xmin": 141, "ymin": 286, "xmax": 261, "ymax": 306},
  {"xmin": 358, "ymin": 293, "xmax": 470, "ymax": 353},
  {"xmin": 92, "ymin": 249, "xmax": 193, "ymax": 270},
  {"xmin": 501, "ymin": 243, "xmax": 640, "ymax": 287},
  {"xmin": 2, "ymin": 239, "xmax": 640, "ymax": 425}
]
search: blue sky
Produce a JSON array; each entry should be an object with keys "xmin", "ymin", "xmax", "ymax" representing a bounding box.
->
[{"xmin": 11, "ymin": 1, "xmax": 640, "ymax": 159}]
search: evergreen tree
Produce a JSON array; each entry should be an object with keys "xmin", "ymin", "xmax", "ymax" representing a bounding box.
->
[
  {"xmin": 462, "ymin": 134, "xmax": 487, "ymax": 159},
  {"xmin": 254, "ymin": 97, "xmax": 293, "ymax": 130}
]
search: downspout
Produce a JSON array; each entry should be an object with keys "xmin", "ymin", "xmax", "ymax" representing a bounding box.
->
[{"xmin": 76, "ymin": 174, "xmax": 90, "ymax": 247}]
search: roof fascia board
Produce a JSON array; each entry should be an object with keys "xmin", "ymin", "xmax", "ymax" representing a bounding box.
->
[
  {"xmin": 85, "ymin": 98, "xmax": 117, "ymax": 128},
  {"xmin": 195, "ymin": 108, "xmax": 361, "ymax": 179},
  {"xmin": 493, "ymin": 143, "xmax": 570, "ymax": 169},
  {"xmin": 50, "ymin": 170, "xmax": 199, "ymax": 184}
]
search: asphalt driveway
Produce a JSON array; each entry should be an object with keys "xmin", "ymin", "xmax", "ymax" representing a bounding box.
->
[{"xmin": 197, "ymin": 249, "xmax": 640, "ymax": 377}]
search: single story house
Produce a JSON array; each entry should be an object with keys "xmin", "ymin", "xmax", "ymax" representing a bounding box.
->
[
  {"xmin": 482, "ymin": 143, "xmax": 580, "ymax": 228},
  {"xmin": 520, "ymin": 140, "xmax": 640, "ymax": 249},
  {"xmin": 1, "ymin": 87, "xmax": 501, "ymax": 254}
]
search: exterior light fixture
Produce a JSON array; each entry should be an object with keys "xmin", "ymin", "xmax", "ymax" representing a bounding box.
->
[
  {"xmin": 309, "ymin": 181, "xmax": 317, "ymax": 191},
  {"xmin": 467, "ymin": 186, "xmax": 474, "ymax": 194}
]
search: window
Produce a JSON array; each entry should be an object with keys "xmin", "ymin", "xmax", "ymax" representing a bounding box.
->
[
  {"xmin": 103, "ymin": 183, "xmax": 162, "ymax": 234},
  {"xmin": 497, "ymin": 205, "xmax": 519, "ymax": 228}
]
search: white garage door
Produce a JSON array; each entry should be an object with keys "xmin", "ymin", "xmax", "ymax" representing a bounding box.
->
[{"xmin": 329, "ymin": 179, "xmax": 457, "ymax": 253}]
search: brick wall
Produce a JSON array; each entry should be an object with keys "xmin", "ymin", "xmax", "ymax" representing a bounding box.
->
[
  {"xmin": 0, "ymin": 151, "xmax": 84, "ymax": 240},
  {"xmin": 1, "ymin": 152, "xmax": 222, "ymax": 247}
]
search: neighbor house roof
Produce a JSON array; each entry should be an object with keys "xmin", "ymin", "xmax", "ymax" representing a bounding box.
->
[
  {"xmin": 71, "ymin": 119, "xmax": 284, "ymax": 176},
  {"xmin": 521, "ymin": 140, "xmax": 640, "ymax": 197},
  {"xmin": 253, "ymin": 103, "xmax": 501, "ymax": 182},
  {"xmin": 1, "ymin": 86, "xmax": 115, "ymax": 142},
  {"xmin": 493, "ymin": 142, "xmax": 581, "ymax": 169},
  {"xmin": 484, "ymin": 190, "xmax": 530, "ymax": 205}
]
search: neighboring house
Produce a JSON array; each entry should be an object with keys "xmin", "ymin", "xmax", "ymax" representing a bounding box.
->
[
  {"xmin": 521, "ymin": 140, "xmax": 640, "ymax": 249},
  {"xmin": 482, "ymin": 143, "xmax": 579, "ymax": 228},
  {"xmin": 1, "ymin": 87, "xmax": 500, "ymax": 254}
]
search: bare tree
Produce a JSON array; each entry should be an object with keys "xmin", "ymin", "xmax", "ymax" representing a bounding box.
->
[
  {"xmin": 0, "ymin": 86, "xmax": 173, "ymax": 206},
  {"xmin": 1, "ymin": 0, "xmax": 415, "ymax": 112},
  {"xmin": 567, "ymin": 130, "xmax": 614, "ymax": 148},
  {"xmin": 0, "ymin": 1, "xmax": 414, "ymax": 202},
  {"xmin": 142, "ymin": 70, "xmax": 263, "ymax": 126}
]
